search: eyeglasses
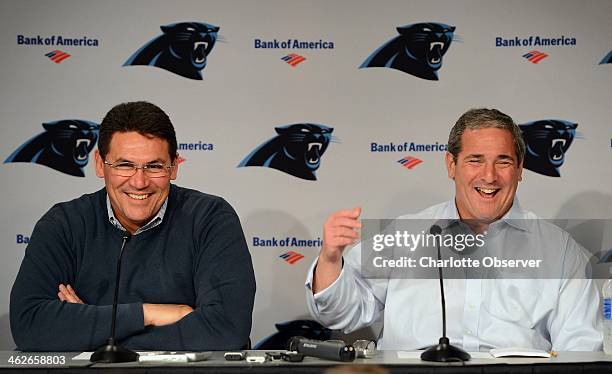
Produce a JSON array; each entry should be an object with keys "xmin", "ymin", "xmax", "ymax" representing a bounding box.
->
[{"xmin": 103, "ymin": 160, "xmax": 174, "ymax": 178}]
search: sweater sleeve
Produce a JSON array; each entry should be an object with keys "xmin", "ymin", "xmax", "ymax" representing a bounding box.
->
[
  {"xmin": 120, "ymin": 199, "xmax": 256, "ymax": 351},
  {"xmin": 10, "ymin": 205, "xmax": 145, "ymax": 351}
]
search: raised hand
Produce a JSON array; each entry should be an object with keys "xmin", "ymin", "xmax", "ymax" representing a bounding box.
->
[{"xmin": 313, "ymin": 207, "xmax": 361, "ymax": 293}]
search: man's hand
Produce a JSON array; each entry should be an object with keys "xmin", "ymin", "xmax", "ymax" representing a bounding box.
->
[
  {"xmin": 313, "ymin": 207, "xmax": 361, "ymax": 293},
  {"xmin": 143, "ymin": 304, "xmax": 194, "ymax": 327},
  {"xmin": 58, "ymin": 284, "xmax": 84, "ymax": 304}
]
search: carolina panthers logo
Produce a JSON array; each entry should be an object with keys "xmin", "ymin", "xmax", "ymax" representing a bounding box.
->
[
  {"xmin": 5, "ymin": 120, "xmax": 99, "ymax": 177},
  {"xmin": 238, "ymin": 124, "xmax": 336, "ymax": 181},
  {"xmin": 124, "ymin": 22, "xmax": 220, "ymax": 80},
  {"xmin": 519, "ymin": 119, "xmax": 578, "ymax": 177},
  {"xmin": 360, "ymin": 22, "xmax": 457, "ymax": 80},
  {"xmin": 600, "ymin": 50, "xmax": 612, "ymax": 64}
]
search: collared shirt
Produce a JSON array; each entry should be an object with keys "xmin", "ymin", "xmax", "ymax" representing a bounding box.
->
[
  {"xmin": 106, "ymin": 195, "xmax": 167, "ymax": 235},
  {"xmin": 305, "ymin": 200, "xmax": 603, "ymax": 351}
]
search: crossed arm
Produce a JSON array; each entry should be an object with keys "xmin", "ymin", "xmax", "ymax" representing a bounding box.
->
[{"xmin": 57, "ymin": 284, "xmax": 193, "ymax": 327}]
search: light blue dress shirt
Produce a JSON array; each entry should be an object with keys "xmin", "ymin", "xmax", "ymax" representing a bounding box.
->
[
  {"xmin": 305, "ymin": 200, "xmax": 603, "ymax": 351},
  {"xmin": 106, "ymin": 195, "xmax": 167, "ymax": 235}
]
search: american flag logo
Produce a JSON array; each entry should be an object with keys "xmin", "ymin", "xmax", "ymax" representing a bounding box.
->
[
  {"xmin": 45, "ymin": 50, "xmax": 72, "ymax": 64},
  {"xmin": 397, "ymin": 156, "xmax": 423, "ymax": 170},
  {"xmin": 522, "ymin": 50, "xmax": 548, "ymax": 64},
  {"xmin": 279, "ymin": 251, "xmax": 305, "ymax": 265},
  {"xmin": 281, "ymin": 53, "xmax": 306, "ymax": 67}
]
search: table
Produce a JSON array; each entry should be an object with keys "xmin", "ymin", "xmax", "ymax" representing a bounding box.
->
[{"xmin": 0, "ymin": 350, "xmax": 611, "ymax": 373}]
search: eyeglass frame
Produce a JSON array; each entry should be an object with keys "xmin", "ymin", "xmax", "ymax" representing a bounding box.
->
[{"xmin": 103, "ymin": 159, "xmax": 176, "ymax": 178}]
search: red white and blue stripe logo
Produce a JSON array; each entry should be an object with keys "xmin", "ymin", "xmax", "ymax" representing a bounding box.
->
[
  {"xmin": 281, "ymin": 53, "xmax": 306, "ymax": 67},
  {"xmin": 279, "ymin": 251, "xmax": 305, "ymax": 265},
  {"xmin": 397, "ymin": 156, "xmax": 422, "ymax": 170},
  {"xmin": 522, "ymin": 50, "xmax": 548, "ymax": 64},
  {"xmin": 45, "ymin": 50, "xmax": 71, "ymax": 64}
]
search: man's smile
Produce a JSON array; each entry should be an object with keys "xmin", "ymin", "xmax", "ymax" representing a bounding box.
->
[
  {"xmin": 474, "ymin": 187, "xmax": 500, "ymax": 198},
  {"xmin": 127, "ymin": 193, "xmax": 151, "ymax": 200}
]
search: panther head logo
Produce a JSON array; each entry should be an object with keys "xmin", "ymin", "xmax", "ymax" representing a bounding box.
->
[
  {"xmin": 238, "ymin": 123, "xmax": 336, "ymax": 181},
  {"xmin": 5, "ymin": 120, "xmax": 99, "ymax": 177},
  {"xmin": 519, "ymin": 119, "xmax": 578, "ymax": 177},
  {"xmin": 124, "ymin": 22, "xmax": 220, "ymax": 80},
  {"xmin": 360, "ymin": 22, "xmax": 457, "ymax": 80}
]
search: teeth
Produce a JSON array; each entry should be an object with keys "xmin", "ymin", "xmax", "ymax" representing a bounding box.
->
[
  {"xmin": 308, "ymin": 142, "xmax": 322, "ymax": 151},
  {"xmin": 551, "ymin": 139, "xmax": 566, "ymax": 160},
  {"xmin": 75, "ymin": 139, "xmax": 91, "ymax": 160},
  {"xmin": 552, "ymin": 139, "xmax": 566, "ymax": 147},
  {"xmin": 76, "ymin": 139, "xmax": 91, "ymax": 147},
  {"xmin": 476, "ymin": 187, "xmax": 497, "ymax": 194},
  {"xmin": 193, "ymin": 41, "xmax": 208, "ymax": 63},
  {"xmin": 430, "ymin": 42, "xmax": 443, "ymax": 51},
  {"xmin": 429, "ymin": 42, "xmax": 443, "ymax": 63},
  {"xmin": 128, "ymin": 193, "xmax": 149, "ymax": 200},
  {"xmin": 194, "ymin": 41, "xmax": 208, "ymax": 50}
]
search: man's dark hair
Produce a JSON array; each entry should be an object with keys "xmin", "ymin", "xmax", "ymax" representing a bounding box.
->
[
  {"xmin": 98, "ymin": 101, "xmax": 177, "ymax": 162},
  {"xmin": 447, "ymin": 108, "xmax": 525, "ymax": 165}
]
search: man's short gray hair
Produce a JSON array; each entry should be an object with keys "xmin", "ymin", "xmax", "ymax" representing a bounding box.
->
[{"xmin": 447, "ymin": 108, "xmax": 525, "ymax": 164}]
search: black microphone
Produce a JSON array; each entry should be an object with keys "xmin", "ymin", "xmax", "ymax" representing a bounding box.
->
[
  {"xmin": 91, "ymin": 235, "xmax": 139, "ymax": 363},
  {"xmin": 420, "ymin": 224, "xmax": 470, "ymax": 362},
  {"xmin": 288, "ymin": 337, "xmax": 355, "ymax": 362}
]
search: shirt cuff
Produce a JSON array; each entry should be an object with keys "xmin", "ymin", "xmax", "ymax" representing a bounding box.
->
[
  {"xmin": 116, "ymin": 302, "xmax": 145, "ymax": 339},
  {"xmin": 305, "ymin": 257, "xmax": 347, "ymax": 311}
]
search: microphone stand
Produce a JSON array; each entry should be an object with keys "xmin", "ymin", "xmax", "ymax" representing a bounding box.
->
[
  {"xmin": 91, "ymin": 235, "xmax": 139, "ymax": 363},
  {"xmin": 421, "ymin": 225, "xmax": 470, "ymax": 362}
]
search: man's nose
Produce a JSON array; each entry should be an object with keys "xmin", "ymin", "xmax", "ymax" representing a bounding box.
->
[
  {"xmin": 481, "ymin": 162, "xmax": 497, "ymax": 183},
  {"xmin": 129, "ymin": 168, "xmax": 149, "ymax": 189}
]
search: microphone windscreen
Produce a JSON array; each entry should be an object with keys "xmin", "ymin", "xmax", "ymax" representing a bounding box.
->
[{"xmin": 430, "ymin": 224, "xmax": 442, "ymax": 235}]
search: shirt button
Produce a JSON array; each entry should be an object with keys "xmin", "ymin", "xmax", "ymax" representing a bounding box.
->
[{"xmin": 465, "ymin": 329, "xmax": 472, "ymax": 335}]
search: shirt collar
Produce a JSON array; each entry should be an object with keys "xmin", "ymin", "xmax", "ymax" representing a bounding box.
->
[
  {"xmin": 106, "ymin": 194, "xmax": 168, "ymax": 235},
  {"xmin": 497, "ymin": 198, "xmax": 531, "ymax": 232},
  {"xmin": 438, "ymin": 197, "xmax": 530, "ymax": 232}
]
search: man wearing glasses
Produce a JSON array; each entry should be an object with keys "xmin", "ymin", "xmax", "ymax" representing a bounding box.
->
[{"xmin": 10, "ymin": 101, "xmax": 256, "ymax": 351}]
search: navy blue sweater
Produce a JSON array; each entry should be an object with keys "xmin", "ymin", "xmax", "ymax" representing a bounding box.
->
[{"xmin": 10, "ymin": 185, "xmax": 256, "ymax": 351}]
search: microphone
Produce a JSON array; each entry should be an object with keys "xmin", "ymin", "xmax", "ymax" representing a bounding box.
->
[
  {"xmin": 420, "ymin": 224, "xmax": 470, "ymax": 362},
  {"xmin": 91, "ymin": 235, "xmax": 139, "ymax": 363},
  {"xmin": 288, "ymin": 337, "xmax": 355, "ymax": 362}
]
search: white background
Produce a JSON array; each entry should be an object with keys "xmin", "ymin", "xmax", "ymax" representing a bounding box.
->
[{"xmin": 0, "ymin": 0, "xmax": 610, "ymax": 349}]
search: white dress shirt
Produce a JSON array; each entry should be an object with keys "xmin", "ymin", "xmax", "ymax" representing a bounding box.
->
[{"xmin": 305, "ymin": 200, "xmax": 603, "ymax": 351}]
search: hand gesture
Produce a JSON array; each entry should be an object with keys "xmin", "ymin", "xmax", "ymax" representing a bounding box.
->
[{"xmin": 313, "ymin": 207, "xmax": 361, "ymax": 293}]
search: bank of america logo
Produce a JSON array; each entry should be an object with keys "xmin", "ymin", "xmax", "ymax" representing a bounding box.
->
[
  {"xmin": 281, "ymin": 53, "xmax": 306, "ymax": 67},
  {"xmin": 397, "ymin": 155, "xmax": 422, "ymax": 170},
  {"xmin": 45, "ymin": 50, "xmax": 71, "ymax": 64},
  {"xmin": 279, "ymin": 251, "xmax": 304, "ymax": 265},
  {"xmin": 522, "ymin": 50, "xmax": 548, "ymax": 64}
]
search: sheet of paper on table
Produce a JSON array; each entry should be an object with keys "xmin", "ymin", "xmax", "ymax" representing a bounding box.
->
[
  {"xmin": 72, "ymin": 351, "xmax": 195, "ymax": 362},
  {"xmin": 489, "ymin": 347, "xmax": 551, "ymax": 358}
]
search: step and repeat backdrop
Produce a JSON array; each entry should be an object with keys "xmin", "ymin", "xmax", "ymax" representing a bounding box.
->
[{"xmin": 0, "ymin": 0, "xmax": 610, "ymax": 349}]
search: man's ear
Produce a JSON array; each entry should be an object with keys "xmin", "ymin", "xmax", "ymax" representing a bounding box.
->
[
  {"xmin": 94, "ymin": 150, "xmax": 104, "ymax": 178},
  {"xmin": 445, "ymin": 152, "xmax": 456, "ymax": 179},
  {"xmin": 170, "ymin": 153, "xmax": 179, "ymax": 180}
]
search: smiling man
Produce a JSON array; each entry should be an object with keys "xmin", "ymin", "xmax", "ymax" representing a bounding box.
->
[
  {"xmin": 10, "ymin": 101, "xmax": 256, "ymax": 351},
  {"xmin": 306, "ymin": 108, "xmax": 602, "ymax": 352}
]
